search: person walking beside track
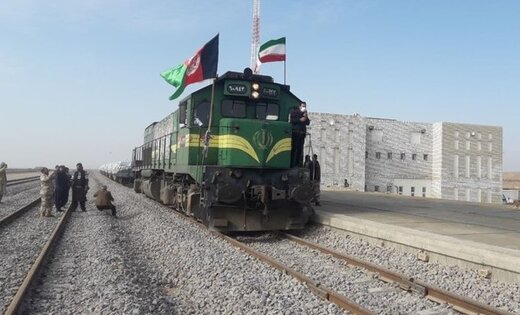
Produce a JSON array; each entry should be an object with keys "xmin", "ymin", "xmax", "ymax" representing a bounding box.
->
[
  {"xmin": 94, "ymin": 185, "xmax": 117, "ymax": 217},
  {"xmin": 40, "ymin": 167, "xmax": 56, "ymax": 217},
  {"xmin": 0, "ymin": 162, "xmax": 7, "ymax": 203},
  {"xmin": 68, "ymin": 163, "xmax": 89, "ymax": 212}
]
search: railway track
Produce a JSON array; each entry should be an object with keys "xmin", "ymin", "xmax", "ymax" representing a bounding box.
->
[
  {"xmin": 218, "ymin": 232, "xmax": 511, "ymax": 315},
  {"xmin": 0, "ymin": 198, "xmax": 40, "ymax": 227},
  {"xmin": 5, "ymin": 176, "xmax": 40, "ymax": 187},
  {"xmin": 157, "ymin": 207, "xmax": 511, "ymax": 314},
  {"xmin": 0, "ymin": 202, "xmax": 70, "ymax": 315}
]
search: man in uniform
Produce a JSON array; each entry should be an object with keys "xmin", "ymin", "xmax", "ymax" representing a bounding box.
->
[
  {"xmin": 309, "ymin": 154, "xmax": 321, "ymax": 206},
  {"xmin": 289, "ymin": 102, "xmax": 310, "ymax": 167},
  {"xmin": 68, "ymin": 163, "xmax": 89, "ymax": 212},
  {"xmin": 40, "ymin": 167, "xmax": 56, "ymax": 217},
  {"xmin": 0, "ymin": 162, "xmax": 7, "ymax": 203},
  {"xmin": 94, "ymin": 185, "xmax": 117, "ymax": 217}
]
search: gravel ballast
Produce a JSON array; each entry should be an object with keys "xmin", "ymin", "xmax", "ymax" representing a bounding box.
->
[
  {"xmin": 0, "ymin": 182, "xmax": 40, "ymax": 218},
  {"xmin": 22, "ymin": 172, "xmax": 346, "ymax": 314},
  {"xmin": 295, "ymin": 225, "xmax": 520, "ymax": 314},
  {"xmin": 0, "ymin": 205, "xmax": 63, "ymax": 313}
]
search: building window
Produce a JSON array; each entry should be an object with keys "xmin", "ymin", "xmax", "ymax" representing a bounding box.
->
[
  {"xmin": 411, "ymin": 186, "xmax": 415, "ymax": 197},
  {"xmin": 454, "ymin": 155, "xmax": 459, "ymax": 178},
  {"xmin": 387, "ymin": 152, "xmax": 392, "ymax": 159},
  {"xmin": 375, "ymin": 185, "xmax": 380, "ymax": 192},
  {"xmin": 365, "ymin": 151, "xmax": 368, "ymax": 159},
  {"xmin": 465, "ymin": 156, "xmax": 470, "ymax": 178},
  {"xmin": 376, "ymin": 152, "xmax": 381, "ymax": 159},
  {"xmin": 477, "ymin": 156, "xmax": 482, "ymax": 178},
  {"xmin": 454, "ymin": 140, "xmax": 459, "ymax": 150},
  {"xmin": 422, "ymin": 187, "xmax": 426, "ymax": 197},
  {"xmin": 398, "ymin": 186, "xmax": 403, "ymax": 195},
  {"xmin": 412, "ymin": 153, "xmax": 417, "ymax": 161},
  {"xmin": 488, "ymin": 157, "xmax": 492, "ymax": 179},
  {"xmin": 400, "ymin": 153, "xmax": 405, "ymax": 160},
  {"xmin": 387, "ymin": 185, "xmax": 393, "ymax": 192},
  {"xmin": 423, "ymin": 154, "xmax": 428, "ymax": 161}
]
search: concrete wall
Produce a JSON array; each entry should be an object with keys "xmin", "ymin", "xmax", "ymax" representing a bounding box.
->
[
  {"xmin": 363, "ymin": 118, "xmax": 432, "ymax": 193},
  {"xmin": 438, "ymin": 122, "xmax": 503, "ymax": 203},
  {"xmin": 304, "ymin": 113, "xmax": 503, "ymax": 203},
  {"xmin": 306, "ymin": 113, "xmax": 366, "ymax": 191}
]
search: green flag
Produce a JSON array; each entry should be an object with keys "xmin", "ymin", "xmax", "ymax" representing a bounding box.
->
[{"xmin": 160, "ymin": 64, "xmax": 188, "ymax": 100}]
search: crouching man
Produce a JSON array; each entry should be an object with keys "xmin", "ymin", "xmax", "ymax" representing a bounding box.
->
[{"xmin": 94, "ymin": 185, "xmax": 116, "ymax": 217}]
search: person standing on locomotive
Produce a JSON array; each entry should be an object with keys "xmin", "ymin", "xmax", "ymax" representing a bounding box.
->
[
  {"xmin": 290, "ymin": 102, "xmax": 310, "ymax": 167},
  {"xmin": 68, "ymin": 163, "xmax": 89, "ymax": 212}
]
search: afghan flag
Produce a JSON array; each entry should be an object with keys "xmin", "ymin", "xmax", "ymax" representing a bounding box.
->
[
  {"xmin": 161, "ymin": 34, "xmax": 219, "ymax": 100},
  {"xmin": 258, "ymin": 37, "xmax": 286, "ymax": 63}
]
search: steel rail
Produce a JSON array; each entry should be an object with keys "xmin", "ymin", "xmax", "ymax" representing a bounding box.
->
[
  {"xmin": 5, "ymin": 176, "xmax": 40, "ymax": 187},
  {"xmin": 282, "ymin": 233, "xmax": 512, "ymax": 315},
  {"xmin": 0, "ymin": 198, "xmax": 41, "ymax": 227},
  {"xmin": 213, "ymin": 231, "xmax": 374, "ymax": 315},
  {"xmin": 3, "ymin": 207, "xmax": 72, "ymax": 315}
]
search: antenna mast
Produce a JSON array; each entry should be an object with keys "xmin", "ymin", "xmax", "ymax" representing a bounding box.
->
[{"xmin": 250, "ymin": 0, "xmax": 260, "ymax": 73}]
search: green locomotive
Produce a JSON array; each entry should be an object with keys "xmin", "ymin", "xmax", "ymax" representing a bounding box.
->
[{"xmin": 132, "ymin": 69, "xmax": 314, "ymax": 231}]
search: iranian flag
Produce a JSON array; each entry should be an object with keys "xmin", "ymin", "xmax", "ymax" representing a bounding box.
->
[
  {"xmin": 258, "ymin": 37, "xmax": 286, "ymax": 63},
  {"xmin": 161, "ymin": 34, "xmax": 219, "ymax": 100}
]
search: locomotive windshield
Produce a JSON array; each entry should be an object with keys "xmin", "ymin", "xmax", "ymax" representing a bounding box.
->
[
  {"xmin": 221, "ymin": 99, "xmax": 279, "ymax": 121},
  {"xmin": 255, "ymin": 102, "xmax": 279, "ymax": 120},
  {"xmin": 221, "ymin": 100, "xmax": 247, "ymax": 118}
]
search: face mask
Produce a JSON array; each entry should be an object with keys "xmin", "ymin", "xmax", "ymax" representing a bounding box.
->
[{"xmin": 300, "ymin": 107, "xmax": 306, "ymax": 112}]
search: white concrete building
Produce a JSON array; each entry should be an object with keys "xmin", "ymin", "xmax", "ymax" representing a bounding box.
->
[{"xmin": 305, "ymin": 113, "xmax": 503, "ymax": 203}]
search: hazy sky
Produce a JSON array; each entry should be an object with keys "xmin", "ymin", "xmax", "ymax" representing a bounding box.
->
[{"xmin": 1, "ymin": 1, "xmax": 519, "ymax": 170}]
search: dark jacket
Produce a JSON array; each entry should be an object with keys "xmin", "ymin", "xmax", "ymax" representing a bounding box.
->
[
  {"xmin": 309, "ymin": 161, "xmax": 321, "ymax": 181},
  {"xmin": 71, "ymin": 170, "xmax": 88, "ymax": 188},
  {"xmin": 55, "ymin": 171, "xmax": 69, "ymax": 190},
  {"xmin": 290, "ymin": 108, "xmax": 310, "ymax": 135}
]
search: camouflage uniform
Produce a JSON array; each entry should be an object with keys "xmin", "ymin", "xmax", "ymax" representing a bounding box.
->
[
  {"xmin": 40, "ymin": 172, "xmax": 56, "ymax": 216},
  {"xmin": 0, "ymin": 162, "xmax": 6, "ymax": 203}
]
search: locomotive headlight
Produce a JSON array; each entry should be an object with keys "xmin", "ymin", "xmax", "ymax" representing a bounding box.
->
[{"xmin": 250, "ymin": 82, "xmax": 260, "ymax": 99}]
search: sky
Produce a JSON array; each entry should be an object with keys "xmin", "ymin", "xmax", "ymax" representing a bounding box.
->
[{"xmin": 0, "ymin": 0, "xmax": 519, "ymax": 170}]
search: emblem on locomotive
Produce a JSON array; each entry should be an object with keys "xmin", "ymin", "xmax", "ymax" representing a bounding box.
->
[{"xmin": 253, "ymin": 129, "xmax": 274, "ymax": 150}]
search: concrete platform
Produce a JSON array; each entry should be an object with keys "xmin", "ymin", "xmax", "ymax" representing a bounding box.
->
[{"xmin": 312, "ymin": 190, "xmax": 520, "ymax": 283}]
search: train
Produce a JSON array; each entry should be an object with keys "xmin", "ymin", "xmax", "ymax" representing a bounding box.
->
[
  {"xmin": 99, "ymin": 161, "xmax": 133, "ymax": 184},
  {"xmin": 131, "ymin": 68, "xmax": 315, "ymax": 231}
]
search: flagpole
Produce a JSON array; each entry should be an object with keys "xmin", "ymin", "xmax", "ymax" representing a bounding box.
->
[
  {"xmin": 284, "ymin": 60, "xmax": 286, "ymax": 85},
  {"xmin": 203, "ymin": 79, "xmax": 216, "ymax": 158},
  {"xmin": 284, "ymin": 38, "xmax": 287, "ymax": 84}
]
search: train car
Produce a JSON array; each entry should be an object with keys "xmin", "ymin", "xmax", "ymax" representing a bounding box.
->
[
  {"xmin": 99, "ymin": 161, "xmax": 133, "ymax": 184},
  {"xmin": 132, "ymin": 69, "xmax": 314, "ymax": 231}
]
